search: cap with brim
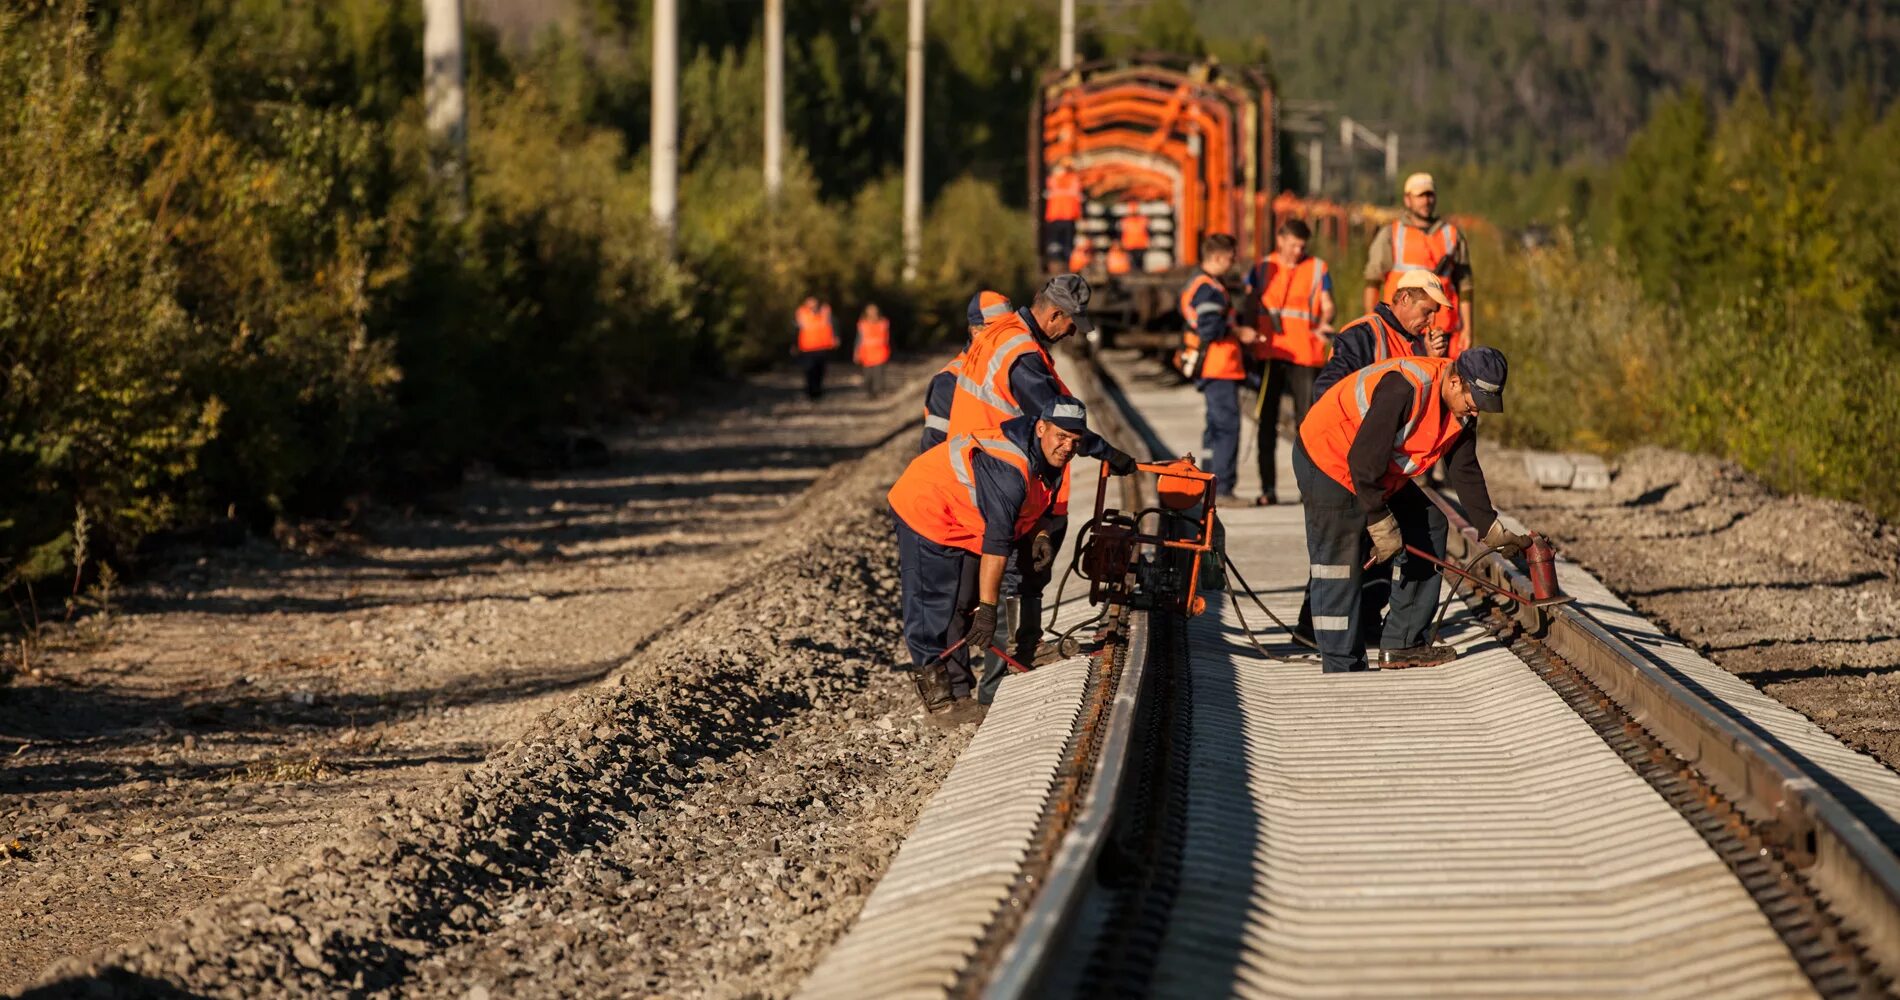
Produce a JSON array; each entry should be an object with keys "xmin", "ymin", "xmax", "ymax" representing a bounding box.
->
[
  {"xmin": 1042, "ymin": 274, "xmax": 1096, "ymax": 335},
  {"xmin": 1404, "ymin": 171, "xmax": 1435, "ymax": 196},
  {"xmin": 1394, "ymin": 270, "xmax": 1453, "ymax": 309},
  {"xmin": 1454, "ymin": 346, "xmax": 1508, "ymax": 413},
  {"xmin": 967, "ymin": 290, "xmax": 1012, "ymax": 328},
  {"xmin": 1042, "ymin": 396, "xmax": 1090, "ymax": 433}
]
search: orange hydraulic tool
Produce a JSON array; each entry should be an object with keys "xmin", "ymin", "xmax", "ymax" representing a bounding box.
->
[{"xmin": 1078, "ymin": 457, "xmax": 1219, "ymax": 617}]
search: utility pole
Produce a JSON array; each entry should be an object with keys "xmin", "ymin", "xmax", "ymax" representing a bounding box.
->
[
  {"xmin": 650, "ymin": 0, "xmax": 679, "ymax": 251},
  {"xmin": 1385, "ymin": 131, "xmax": 1398, "ymax": 181},
  {"xmin": 1339, "ymin": 117, "xmax": 1354, "ymax": 204},
  {"xmin": 1059, "ymin": 0, "xmax": 1076, "ymax": 71},
  {"xmin": 1307, "ymin": 137, "xmax": 1323, "ymax": 196},
  {"xmin": 423, "ymin": 0, "xmax": 467, "ymax": 214},
  {"xmin": 902, "ymin": 0, "xmax": 924, "ymax": 283},
  {"xmin": 763, "ymin": 0, "xmax": 784, "ymax": 200}
]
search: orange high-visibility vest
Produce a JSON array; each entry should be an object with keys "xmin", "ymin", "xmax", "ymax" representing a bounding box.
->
[
  {"xmin": 1380, "ymin": 220, "xmax": 1465, "ymax": 352},
  {"xmin": 1121, "ymin": 209, "xmax": 1150, "ymax": 251},
  {"xmin": 888, "ymin": 428, "xmax": 1053, "ymax": 556},
  {"xmin": 922, "ymin": 356, "xmax": 963, "ymax": 437},
  {"xmin": 1180, "ymin": 273, "xmax": 1246, "ymax": 381},
  {"xmin": 855, "ymin": 317, "xmax": 891, "ymax": 366},
  {"xmin": 1106, "ymin": 243, "xmax": 1132, "ymax": 275},
  {"xmin": 1337, "ymin": 310, "xmax": 1424, "ymax": 365},
  {"xmin": 796, "ymin": 303, "xmax": 837, "ymax": 352},
  {"xmin": 1300, "ymin": 356, "xmax": 1465, "ymax": 499},
  {"xmin": 1068, "ymin": 241, "xmax": 1093, "ymax": 273},
  {"xmin": 1045, "ymin": 170, "xmax": 1083, "ymax": 222},
  {"xmin": 948, "ymin": 311, "xmax": 1075, "ymax": 515},
  {"xmin": 1257, "ymin": 253, "xmax": 1330, "ymax": 368},
  {"xmin": 972, "ymin": 290, "xmax": 1013, "ymax": 327}
]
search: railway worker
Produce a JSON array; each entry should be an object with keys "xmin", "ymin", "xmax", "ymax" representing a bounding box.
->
[
  {"xmin": 1043, "ymin": 159, "xmax": 1085, "ymax": 270},
  {"xmin": 1105, "ymin": 240, "xmax": 1133, "ymax": 277},
  {"xmin": 1068, "ymin": 235, "xmax": 1094, "ymax": 275},
  {"xmin": 949, "ymin": 275, "xmax": 1138, "ymax": 685},
  {"xmin": 922, "ymin": 290, "xmax": 1013, "ymax": 453},
  {"xmin": 889, "ymin": 396, "xmax": 1109, "ymax": 718},
  {"xmin": 1294, "ymin": 348, "xmax": 1528, "ymax": 672},
  {"xmin": 1179, "ymin": 232, "xmax": 1258, "ymax": 499},
  {"xmin": 1243, "ymin": 218, "xmax": 1336, "ymax": 506},
  {"xmin": 855, "ymin": 303, "xmax": 892, "ymax": 399},
  {"xmin": 1314, "ymin": 270, "xmax": 1452, "ymax": 399},
  {"xmin": 1362, "ymin": 172, "xmax": 1474, "ymax": 355},
  {"xmin": 793, "ymin": 296, "xmax": 838, "ymax": 401},
  {"xmin": 1118, "ymin": 197, "xmax": 1150, "ymax": 257}
]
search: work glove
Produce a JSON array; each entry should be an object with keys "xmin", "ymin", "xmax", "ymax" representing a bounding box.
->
[
  {"xmin": 1367, "ymin": 513, "xmax": 1403, "ymax": 564},
  {"xmin": 1103, "ymin": 446, "xmax": 1138, "ymax": 476},
  {"xmin": 1030, "ymin": 532, "xmax": 1056, "ymax": 573},
  {"xmin": 965, "ymin": 602, "xmax": 998, "ymax": 656},
  {"xmin": 1482, "ymin": 521, "xmax": 1532, "ymax": 559}
]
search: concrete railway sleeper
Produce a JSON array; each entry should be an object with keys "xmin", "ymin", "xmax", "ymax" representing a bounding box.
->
[{"xmin": 805, "ymin": 351, "xmax": 1900, "ymax": 999}]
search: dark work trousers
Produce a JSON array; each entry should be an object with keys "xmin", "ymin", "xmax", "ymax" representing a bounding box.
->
[
  {"xmin": 799, "ymin": 352, "xmax": 828, "ymax": 400},
  {"xmin": 893, "ymin": 512, "xmax": 983, "ymax": 697},
  {"xmin": 1365, "ymin": 483, "xmax": 1449, "ymax": 651},
  {"xmin": 1043, "ymin": 219, "xmax": 1077, "ymax": 265},
  {"xmin": 1200, "ymin": 377, "xmax": 1242, "ymax": 497},
  {"xmin": 992, "ymin": 514, "xmax": 1067, "ymax": 703},
  {"xmin": 862, "ymin": 363, "xmax": 887, "ymax": 399},
  {"xmin": 1257, "ymin": 361, "xmax": 1318, "ymax": 498}
]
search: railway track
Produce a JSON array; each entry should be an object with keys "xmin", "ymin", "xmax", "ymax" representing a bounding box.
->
[{"xmin": 802, "ymin": 351, "xmax": 1900, "ymax": 999}]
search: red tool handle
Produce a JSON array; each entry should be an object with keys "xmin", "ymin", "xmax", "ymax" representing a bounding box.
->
[{"xmin": 925, "ymin": 636, "xmax": 1033, "ymax": 674}]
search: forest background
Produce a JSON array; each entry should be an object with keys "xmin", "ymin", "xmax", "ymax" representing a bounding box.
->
[{"xmin": 2, "ymin": 0, "xmax": 1896, "ymax": 629}]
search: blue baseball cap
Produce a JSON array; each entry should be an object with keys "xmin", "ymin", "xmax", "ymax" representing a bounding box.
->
[
  {"xmin": 1454, "ymin": 346, "xmax": 1508, "ymax": 413},
  {"xmin": 1041, "ymin": 395, "xmax": 1090, "ymax": 433}
]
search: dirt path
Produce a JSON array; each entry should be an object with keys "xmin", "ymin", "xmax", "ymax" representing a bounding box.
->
[
  {"xmin": 0, "ymin": 359, "xmax": 940, "ymax": 993},
  {"xmin": 1486, "ymin": 445, "xmax": 1900, "ymax": 769}
]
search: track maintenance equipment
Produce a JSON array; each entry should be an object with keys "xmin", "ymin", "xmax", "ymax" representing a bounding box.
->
[
  {"xmin": 1075, "ymin": 457, "xmax": 1220, "ymax": 618},
  {"xmin": 1367, "ymin": 537, "xmax": 1573, "ymax": 610}
]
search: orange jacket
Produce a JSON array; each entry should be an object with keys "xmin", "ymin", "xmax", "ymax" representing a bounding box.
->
[
  {"xmin": 1380, "ymin": 220, "xmax": 1465, "ymax": 352},
  {"xmin": 1045, "ymin": 170, "xmax": 1083, "ymax": 222},
  {"xmin": 948, "ymin": 311, "xmax": 1075, "ymax": 515},
  {"xmin": 1106, "ymin": 243, "xmax": 1132, "ymax": 275},
  {"xmin": 1300, "ymin": 356, "xmax": 1465, "ymax": 499},
  {"xmin": 855, "ymin": 317, "xmax": 891, "ymax": 366},
  {"xmin": 888, "ymin": 427, "xmax": 1052, "ymax": 556},
  {"xmin": 1180, "ymin": 273, "xmax": 1246, "ymax": 381},
  {"xmin": 1120, "ymin": 209, "xmax": 1150, "ymax": 251},
  {"xmin": 795, "ymin": 303, "xmax": 837, "ymax": 352},
  {"xmin": 1068, "ymin": 241, "xmax": 1093, "ymax": 273},
  {"xmin": 1255, "ymin": 253, "xmax": 1330, "ymax": 367}
]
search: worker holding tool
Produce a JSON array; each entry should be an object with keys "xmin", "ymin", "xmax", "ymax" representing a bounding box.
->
[
  {"xmin": 889, "ymin": 396, "xmax": 1106, "ymax": 720},
  {"xmin": 1243, "ymin": 218, "xmax": 1335, "ymax": 506},
  {"xmin": 1294, "ymin": 348, "xmax": 1527, "ymax": 672},
  {"xmin": 922, "ymin": 290, "xmax": 1013, "ymax": 453},
  {"xmin": 1363, "ymin": 173, "xmax": 1473, "ymax": 355},
  {"xmin": 1179, "ymin": 232, "xmax": 1258, "ymax": 499},
  {"xmin": 793, "ymin": 296, "xmax": 838, "ymax": 401},
  {"xmin": 854, "ymin": 303, "xmax": 892, "ymax": 399},
  {"xmin": 949, "ymin": 275, "xmax": 1139, "ymax": 680},
  {"xmin": 1043, "ymin": 158, "xmax": 1084, "ymax": 270}
]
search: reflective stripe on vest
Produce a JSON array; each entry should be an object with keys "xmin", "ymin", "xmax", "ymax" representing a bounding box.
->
[
  {"xmin": 888, "ymin": 428, "xmax": 1052, "ymax": 555},
  {"xmin": 923, "ymin": 413, "xmax": 950, "ymax": 432},
  {"xmin": 1300, "ymin": 356, "xmax": 1464, "ymax": 498},
  {"xmin": 1383, "ymin": 220, "xmax": 1464, "ymax": 337},
  {"xmin": 1260, "ymin": 255, "xmax": 1327, "ymax": 367}
]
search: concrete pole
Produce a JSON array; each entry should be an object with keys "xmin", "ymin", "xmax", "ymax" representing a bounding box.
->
[
  {"xmin": 763, "ymin": 0, "xmax": 784, "ymax": 200},
  {"xmin": 902, "ymin": 0, "xmax": 924, "ymax": 283},
  {"xmin": 1307, "ymin": 137, "xmax": 1323, "ymax": 196},
  {"xmin": 650, "ymin": 0, "xmax": 679, "ymax": 251},
  {"xmin": 1059, "ymin": 0, "xmax": 1076, "ymax": 70},
  {"xmin": 1339, "ymin": 116, "xmax": 1355, "ymax": 204},
  {"xmin": 423, "ymin": 0, "xmax": 467, "ymax": 214},
  {"xmin": 1385, "ymin": 131, "xmax": 1399, "ymax": 181}
]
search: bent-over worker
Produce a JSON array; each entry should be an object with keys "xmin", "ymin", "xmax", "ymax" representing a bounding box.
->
[
  {"xmin": 922, "ymin": 290, "xmax": 1013, "ymax": 453},
  {"xmin": 1294, "ymin": 348, "xmax": 1527, "ymax": 673}
]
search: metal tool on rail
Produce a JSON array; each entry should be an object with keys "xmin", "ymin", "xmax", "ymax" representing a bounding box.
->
[
  {"xmin": 1367, "ymin": 536, "xmax": 1572, "ymax": 609},
  {"xmin": 1075, "ymin": 457, "xmax": 1219, "ymax": 617}
]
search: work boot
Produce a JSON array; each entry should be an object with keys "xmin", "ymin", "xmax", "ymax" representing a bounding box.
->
[
  {"xmin": 1378, "ymin": 643, "xmax": 1459, "ymax": 668},
  {"xmin": 912, "ymin": 663, "xmax": 955, "ymax": 714}
]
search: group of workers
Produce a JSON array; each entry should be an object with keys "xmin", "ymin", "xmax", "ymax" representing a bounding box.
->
[
  {"xmin": 876, "ymin": 169, "xmax": 1528, "ymax": 724},
  {"xmin": 793, "ymin": 298, "xmax": 893, "ymax": 401},
  {"xmin": 1046, "ymin": 160, "xmax": 1153, "ymax": 277}
]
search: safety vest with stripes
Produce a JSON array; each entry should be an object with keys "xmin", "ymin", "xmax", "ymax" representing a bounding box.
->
[
  {"xmin": 1380, "ymin": 219, "xmax": 1465, "ymax": 349},
  {"xmin": 887, "ymin": 427, "xmax": 1052, "ymax": 556},
  {"xmin": 1045, "ymin": 170, "xmax": 1083, "ymax": 222},
  {"xmin": 1337, "ymin": 310, "xmax": 1423, "ymax": 365},
  {"xmin": 947, "ymin": 311, "xmax": 1075, "ymax": 515},
  {"xmin": 1256, "ymin": 253, "xmax": 1330, "ymax": 367},
  {"xmin": 855, "ymin": 318, "xmax": 891, "ymax": 367},
  {"xmin": 795, "ymin": 303, "xmax": 837, "ymax": 352},
  {"xmin": 1180, "ymin": 273, "xmax": 1245, "ymax": 381},
  {"xmin": 1300, "ymin": 356, "xmax": 1465, "ymax": 499},
  {"xmin": 922, "ymin": 356, "xmax": 963, "ymax": 439}
]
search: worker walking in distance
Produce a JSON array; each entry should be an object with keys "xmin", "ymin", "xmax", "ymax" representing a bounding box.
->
[
  {"xmin": 949, "ymin": 275, "xmax": 1137, "ymax": 689},
  {"xmin": 889, "ymin": 397, "xmax": 1123, "ymax": 721},
  {"xmin": 1043, "ymin": 158, "xmax": 1084, "ymax": 271},
  {"xmin": 922, "ymin": 290, "xmax": 1013, "ymax": 453},
  {"xmin": 1294, "ymin": 348, "xmax": 1527, "ymax": 673},
  {"xmin": 794, "ymin": 296, "xmax": 838, "ymax": 401},
  {"xmin": 1244, "ymin": 218, "xmax": 1335, "ymax": 506},
  {"xmin": 855, "ymin": 303, "xmax": 892, "ymax": 399},
  {"xmin": 1179, "ymin": 232, "xmax": 1257, "ymax": 499},
  {"xmin": 1363, "ymin": 172, "xmax": 1473, "ymax": 355}
]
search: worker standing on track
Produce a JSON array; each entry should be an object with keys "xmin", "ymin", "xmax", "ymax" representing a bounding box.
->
[
  {"xmin": 1294, "ymin": 348, "xmax": 1528, "ymax": 673},
  {"xmin": 889, "ymin": 397, "xmax": 1107, "ymax": 720},
  {"xmin": 1179, "ymin": 233, "xmax": 1258, "ymax": 499},
  {"xmin": 922, "ymin": 291, "xmax": 1013, "ymax": 453},
  {"xmin": 794, "ymin": 297, "xmax": 838, "ymax": 401},
  {"xmin": 949, "ymin": 275, "xmax": 1138, "ymax": 691},
  {"xmin": 1118, "ymin": 196, "xmax": 1150, "ymax": 264},
  {"xmin": 1243, "ymin": 218, "xmax": 1336, "ymax": 506},
  {"xmin": 1363, "ymin": 173, "xmax": 1473, "ymax": 355},
  {"xmin": 1043, "ymin": 159, "xmax": 1084, "ymax": 271},
  {"xmin": 855, "ymin": 303, "xmax": 892, "ymax": 399},
  {"xmin": 1068, "ymin": 235, "xmax": 1094, "ymax": 275}
]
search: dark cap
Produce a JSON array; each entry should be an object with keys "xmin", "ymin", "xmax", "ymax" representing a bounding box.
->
[
  {"xmin": 967, "ymin": 289, "xmax": 1013, "ymax": 328},
  {"xmin": 1454, "ymin": 346, "xmax": 1508, "ymax": 413},
  {"xmin": 1040, "ymin": 395, "xmax": 1090, "ymax": 434},
  {"xmin": 1041, "ymin": 274, "xmax": 1095, "ymax": 335}
]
